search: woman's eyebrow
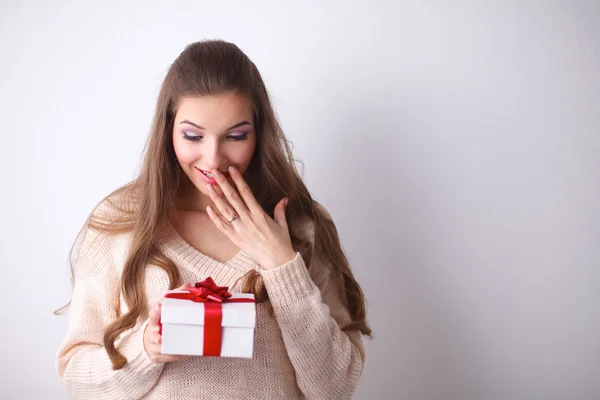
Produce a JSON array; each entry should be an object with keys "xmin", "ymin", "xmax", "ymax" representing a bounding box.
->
[{"xmin": 179, "ymin": 120, "xmax": 252, "ymax": 130}]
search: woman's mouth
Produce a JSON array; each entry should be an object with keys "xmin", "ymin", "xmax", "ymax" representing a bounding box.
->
[{"xmin": 196, "ymin": 168, "xmax": 227, "ymax": 185}]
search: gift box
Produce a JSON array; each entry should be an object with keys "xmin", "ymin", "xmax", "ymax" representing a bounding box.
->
[{"xmin": 160, "ymin": 277, "xmax": 256, "ymax": 358}]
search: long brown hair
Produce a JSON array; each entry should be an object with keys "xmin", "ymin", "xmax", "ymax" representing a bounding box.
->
[{"xmin": 56, "ymin": 39, "xmax": 372, "ymax": 370}]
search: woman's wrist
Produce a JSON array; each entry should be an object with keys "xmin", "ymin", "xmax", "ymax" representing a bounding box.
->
[{"xmin": 261, "ymin": 249, "xmax": 297, "ymax": 270}]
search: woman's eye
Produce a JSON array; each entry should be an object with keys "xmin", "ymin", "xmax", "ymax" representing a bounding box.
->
[
  {"xmin": 182, "ymin": 131, "xmax": 249, "ymax": 142},
  {"xmin": 183, "ymin": 132, "xmax": 202, "ymax": 141},
  {"xmin": 228, "ymin": 132, "xmax": 249, "ymax": 141}
]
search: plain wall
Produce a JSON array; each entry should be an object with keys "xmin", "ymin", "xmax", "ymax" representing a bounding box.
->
[{"xmin": 0, "ymin": 1, "xmax": 598, "ymax": 399}]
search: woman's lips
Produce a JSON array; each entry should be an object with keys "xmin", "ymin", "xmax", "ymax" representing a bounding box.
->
[
  {"xmin": 196, "ymin": 168, "xmax": 231, "ymax": 185},
  {"xmin": 196, "ymin": 168, "xmax": 217, "ymax": 184}
]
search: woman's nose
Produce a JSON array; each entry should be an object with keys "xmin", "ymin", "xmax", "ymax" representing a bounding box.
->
[{"xmin": 202, "ymin": 141, "xmax": 227, "ymax": 169}]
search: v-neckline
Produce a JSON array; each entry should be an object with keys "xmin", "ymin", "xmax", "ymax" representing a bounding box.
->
[{"xmin": 160, "ymin": 217, "xmax": 253, "ymax": 273}]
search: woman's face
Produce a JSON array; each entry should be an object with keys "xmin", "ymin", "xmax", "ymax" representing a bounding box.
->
[{"xmin": 172, "ymin": 93, "xmax": 257, "ymax": 199}]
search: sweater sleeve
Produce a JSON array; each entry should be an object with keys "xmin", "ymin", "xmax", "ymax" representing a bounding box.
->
[
  {"xmin": 260, "ymin": 252, "xmax": 365, "ymax": 399},
  {"xmin": 56, "ymin": 224, "xmax": 164, "ymax": 399}
]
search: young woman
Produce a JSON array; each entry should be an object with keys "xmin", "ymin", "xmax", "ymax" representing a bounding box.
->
[{"xmin": 56, "ymin": 39, "xmax": 372, "ymax": 399}]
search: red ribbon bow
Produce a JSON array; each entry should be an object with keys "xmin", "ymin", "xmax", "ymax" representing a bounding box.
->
[
  {"xmin": 162, "ymin": 277, "xmax": 255, "ymax": 357},
  {"xmin": 174, "ymin": 277, "xmax": 232, "ymax": 303}
]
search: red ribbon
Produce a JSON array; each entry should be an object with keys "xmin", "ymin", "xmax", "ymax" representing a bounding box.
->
[{"xmin": 162, "ymin": 277, "xmax": 255, "ymax": 356}]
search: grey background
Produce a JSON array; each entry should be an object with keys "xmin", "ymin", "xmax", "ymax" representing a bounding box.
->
[{"xmin": 0, "ymin": 0, "xmax": 598, "ymax": 399}]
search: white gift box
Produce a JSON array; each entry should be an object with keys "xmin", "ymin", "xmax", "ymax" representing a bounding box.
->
[{"xmin": 160, "ymin": 291, "xmax": 256, "ymax": 358}]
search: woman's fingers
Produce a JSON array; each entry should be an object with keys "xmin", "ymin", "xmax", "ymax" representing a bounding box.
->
[
  {"xmin": 208, "ymin": 169, "xmax": 255, "ymax": 224},
  {"xmin": 212, "ymin": 184, "xmax": 224, "ymax": 196},
  {"xmin": 219, "ymin": 166, "xmax": 264, "ymax": 217},
  {"xmin": 144, "ymin": 285, "xmax": 192, "ymax": 363},
  {"xmin": 148, "ymin": 303, "xmax": 161, "ymax": 325},
  {"xmin": 144, "ymin": 304, "xmax": 162, "ymax": 357},
  {"xmin": 145, "ymin": 332, "xmax": 162, "ymax": 354},
  {"xmin": 207, "ymin": 183, "xmax": 248, "ymax": 225}
]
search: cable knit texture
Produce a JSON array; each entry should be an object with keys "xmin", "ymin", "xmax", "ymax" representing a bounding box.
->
[{"xmin": 56, "ymin": 200, "xmax": 365, "ymax": 399}]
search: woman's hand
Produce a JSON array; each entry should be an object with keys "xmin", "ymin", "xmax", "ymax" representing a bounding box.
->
[
  {"xmin": 143, "ymin": 283, "xmax": 192, "ymax": 363},
  {"xmin": 205, "ymin": 167, "xmax": 297, "ymax": 270}
]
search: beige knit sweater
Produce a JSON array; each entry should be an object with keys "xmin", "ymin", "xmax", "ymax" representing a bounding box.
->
[{"xmin": 56, "ymin": 201, "xmax": 365, "ymax": 399}]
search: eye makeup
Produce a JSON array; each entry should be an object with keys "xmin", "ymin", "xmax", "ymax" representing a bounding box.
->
[{"xmin": 182, "ymin": 131, "xmax": 250, "ymax": 142}]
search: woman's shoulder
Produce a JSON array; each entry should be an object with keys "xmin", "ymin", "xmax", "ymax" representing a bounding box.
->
[
  {"xmin": 73, "ymin": 185, "xmax": 138, "ymax": 279},
  {"xmin": 89, "ymin": 183, "xmax": 139, "ymax": 223}
]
